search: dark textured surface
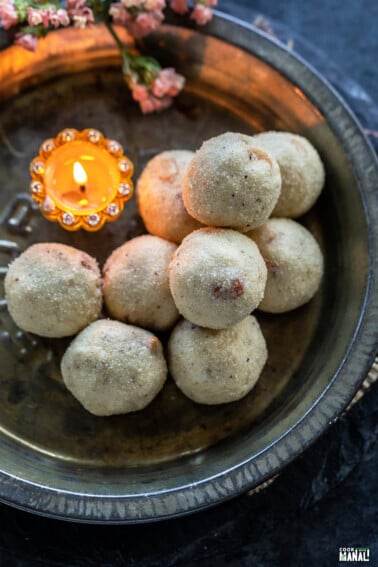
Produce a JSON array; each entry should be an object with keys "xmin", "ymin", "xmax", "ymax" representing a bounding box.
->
[
  {"xmin": 0, "ymin": 0, "xmax": 377, "ymax": 564},
  {"xmin": 0, "ymin": 381, "xmax": 377, "ymax": 566},
  {"xmin": 222, "ymin": 0, "xmax": 378, "ymax": 101}
]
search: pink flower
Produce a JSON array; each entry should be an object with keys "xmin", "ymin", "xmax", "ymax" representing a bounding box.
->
[
  {"xmin": 170, "ymin": 0, "xmax": 188, "ymax": 14},
  {"xmin": 126, "ymin": 10, "xmax": 163, "ymax": 38},
  {"xmin": 151, "ymin": 76, "xmax": 166, "ymax": 97},
  {"xmin": 49, "ymin": 11, "xmax": 60, "ymax": 27},
  {"xmin": 151, "ymin": 67, "xmax": 185, "ymax": 97},
  {"xmin": 56, "ymin": 8, "xmax": 70, "ymax": 26},
  {"xmin": 143, "ymin": 0, "xmax": 165, "ymax": 9},
  {"xmin": 67, "ymin": 0, "xmax": 94, "ymax": 27},
  {"xmin": 72, "ymin": 14, "xmax": 84, "ymax": 27},
  {"xmin": 27, "ymin": 7, "xmax": 42, "ymax": 26},
  {"xmin": 80, "ymin": 6, "xmax": 95, "ymax": 24},
  {"xmin": 129, "ymin": 65, "xmax": 183, "ymax": 114},
  {"xmin": 131, "ymin": 84, "xmax": 149, "ymax": 102},
  {"xmin": 14, "ymin": 33, "xmax": 38, "ymax": 51},
  {"xmin": 67, "ymin": 0, "xmax": 87, "ymax": 11},
  {"xmin": 109, "ymin": 2, "xmax": 130, "ymax": 25},
  {"xmin": 140, "ymin": 94, "xmax": 172, "ymax": 114},
  {"xmin": 72, "ymin": 7, "xmax": 94, "ymax": 27},
  {"xmin": 39, "ymin": 9, "xmax": 51, "ymax": 28},
  {"xmin": 0, "ymin": 0, "xmax": 18, "ymax": 30},
  {"xmin": 190, "ymin": 4, "xmax": 212, "ymax": 25},
  {"xmin": 49, "ymin": 8, "xmax": 70, "ymax": 28},
  {"xmin": 122, "ymin": 0, "xmax": 143, "ymax": 7}
]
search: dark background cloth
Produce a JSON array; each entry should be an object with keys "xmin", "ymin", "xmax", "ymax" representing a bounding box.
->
[
  {"xmin": 223, "ymin": 0, "xmax": 378, "ymax": 100},
  {"xmin": 0, "ymin": 1, "xmax": 377, "ymax": 566}
]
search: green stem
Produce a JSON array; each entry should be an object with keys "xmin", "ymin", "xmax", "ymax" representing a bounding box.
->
[
  {"xmin": 105, "ymin": 21, "xmax": 162, "ymax": 86},
  {"xmin": 105, "ymin": 21, "xmax": 132, "ymax": 74}
]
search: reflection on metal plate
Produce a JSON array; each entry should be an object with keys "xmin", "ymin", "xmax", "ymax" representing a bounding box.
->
[{"xmin": 0, "ymin": 21, "xmax": 374, "ymax": 523}]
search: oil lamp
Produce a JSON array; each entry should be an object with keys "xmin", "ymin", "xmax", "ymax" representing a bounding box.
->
[{"xmin": 30, "ymin": 128, "xmax": 134, "ymax": 231}]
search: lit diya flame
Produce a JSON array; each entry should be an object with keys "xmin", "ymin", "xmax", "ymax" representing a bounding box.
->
[
  {"xmin": 30, "ymin": 129, "xmax": 134, "ymax": 232},
  {"xmin": 73, "ymin": 161, "xmax": 88, "ymax": 192}
]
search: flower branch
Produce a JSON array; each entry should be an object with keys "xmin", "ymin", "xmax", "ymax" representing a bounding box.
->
[{"xmin": 0, "ymin": 0, "xmax": 218, "ymax": 112}]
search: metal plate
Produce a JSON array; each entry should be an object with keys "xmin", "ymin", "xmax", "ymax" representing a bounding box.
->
[{"xmin": 0, "ymin": 15, "xmax": 376, "ymax": 522}]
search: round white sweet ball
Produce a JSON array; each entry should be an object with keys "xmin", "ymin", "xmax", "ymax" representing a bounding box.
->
[
  {"xmin": 182, "ymin": 132, "xmax": 281, "ymax": 231},
  {"xmin": 61, "ymin": 319, "xmax": 167, "ymax": 416},
  {"xmin": 249, "ymin": 218, "xmax": 324, "ymax": 313},
  {"xmin": 103, "ymin": 235, "xmax": 179, "ymax": 332},
  {"xmin": 168, "ymin": 316, "xmax": 267, "ymax": 405},
  {"xmin": 252, "ymin": 131, "xmax": 325, "ymax": 217},
  {"xmin": 169, "ymin": 228, "xmax": 267, "ymax": 329},
  {"xmin": 5, "ymin": 242, "xmax": 102, "ymax": 338},
  {"xmin": 137, "ymin": 150, "xmax": 204, "ymax": 244}
]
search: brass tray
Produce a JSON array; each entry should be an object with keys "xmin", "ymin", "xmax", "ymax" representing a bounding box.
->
[{"xmin": 0, "ymin": 14, "xmax": 376, "ymax": 522}]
